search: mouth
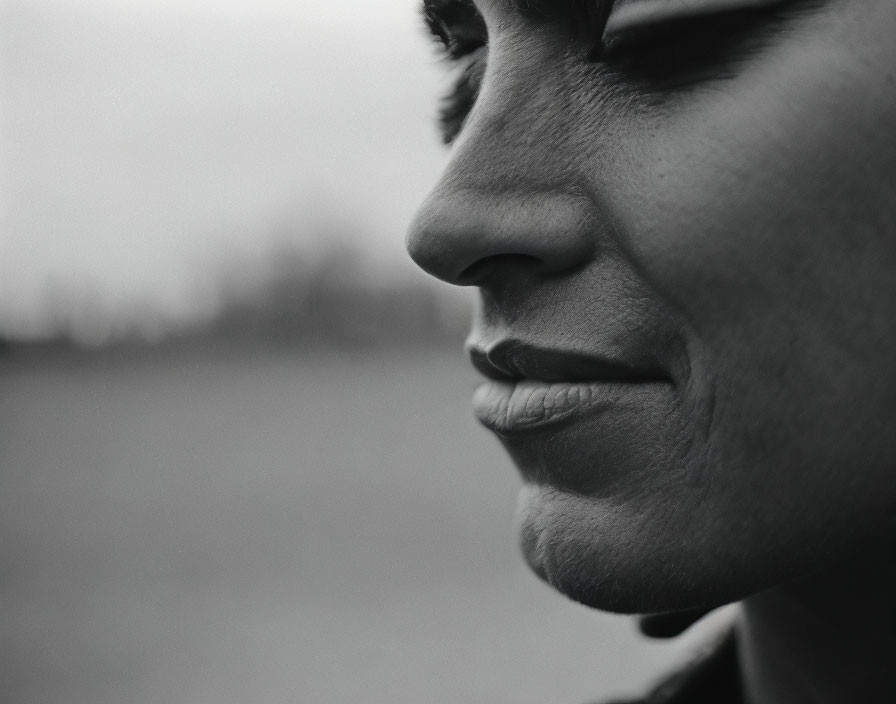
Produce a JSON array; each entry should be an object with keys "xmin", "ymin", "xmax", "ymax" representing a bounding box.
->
[{"xmin": 468, "ymin": 339, "xmax": 671, "ymax": 437}]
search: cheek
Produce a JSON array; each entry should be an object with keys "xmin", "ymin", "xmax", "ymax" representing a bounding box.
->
[
  {"xmin": 612, "ymin": 10, "xmax": 896, "ymax": 318},
  {"xmin": 610, "ymin": 23, "xmax": 896, "ymax": 407},
  {"xmin": 593, "ymin": 25, "xmax": 896, "ymax": 571}
]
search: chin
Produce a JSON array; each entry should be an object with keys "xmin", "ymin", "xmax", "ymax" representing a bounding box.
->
[{"xmin": 513, "ymin": 483, "xmax": 785, "ymax": 616}]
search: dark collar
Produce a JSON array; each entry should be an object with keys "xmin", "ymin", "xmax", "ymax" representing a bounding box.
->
[{"xmin": 600, "ymin": 628, "xmax": 743, "ymax": 704}]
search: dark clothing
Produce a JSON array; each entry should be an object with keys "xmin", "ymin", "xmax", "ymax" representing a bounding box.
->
[{"xmin": 602, "ymin": 629, "xmax": 743, "ymax": 704}]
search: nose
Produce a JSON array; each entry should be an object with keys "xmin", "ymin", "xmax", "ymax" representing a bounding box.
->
[
  {"xmin": 406, "ymin": 33, "xmax": 601, "ymax": 286},
  {"xmin": 406, "ymin": 178, "xmax": 598, "ymax": 286}
]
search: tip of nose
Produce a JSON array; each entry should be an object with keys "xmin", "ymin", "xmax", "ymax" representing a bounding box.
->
[
  {"xmin": 406, "ymin": 186, "xmax": 598, "ymax": 286},
  {"xmin": 405, "ymin": 208, "xmax": 461, "ymax": 285},
  {"xmin": 407, "ymin": 197, "xmax": 486, "ymax": 285},
  {"xmin": 406, "ymin": 212, "xmax": 548, "ymax": 286}
]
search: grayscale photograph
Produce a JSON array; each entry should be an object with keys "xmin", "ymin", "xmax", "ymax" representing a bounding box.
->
[{"xmin": 2, "ymin": 1, "xmax": 895, "ymax": 702}]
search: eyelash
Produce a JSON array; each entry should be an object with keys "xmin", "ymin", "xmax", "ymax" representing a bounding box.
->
[
  {"xmin": 439, "ymin": 49, "xmax": 487, "ymax": 144},
  {"xmin": 423, "ymin": 0, "xmax": 488, "ymax": 143},
  {"xmin": 597, "ymin": 8, "xmax": 786, "ymax": 88},
  {"xmin": 599, "ymin": 8, "xmax": 776, "ymax": 59},
  {"xmin": 423, "ymin": 0, "xmax": 487, "ymax": 59}
]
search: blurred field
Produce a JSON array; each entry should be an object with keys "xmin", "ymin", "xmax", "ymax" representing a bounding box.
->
[{"xmin": 0, "ymin": 345, "xmax": 684, "ymax": 704}]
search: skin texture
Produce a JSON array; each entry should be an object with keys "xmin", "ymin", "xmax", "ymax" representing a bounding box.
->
[{"xmin": 408, "ymin": 0, "xmax": 896, "ymax": 629}]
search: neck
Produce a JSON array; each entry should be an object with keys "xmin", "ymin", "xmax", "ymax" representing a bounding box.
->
[{"xmin": 738, "ymin": 552, "xmax": 896, "ymax": 704}]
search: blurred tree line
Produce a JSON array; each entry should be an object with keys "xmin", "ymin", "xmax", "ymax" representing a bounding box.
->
[
  {"xmin": 0, "ymin": 236, "xmax": 470, "ymax": 354},
  {"xmin": 206, "ymin": 239, "xmax": 469, "ymax": 347}
]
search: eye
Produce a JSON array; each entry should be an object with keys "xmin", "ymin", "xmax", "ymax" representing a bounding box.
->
[
  {"xmin": 422, "ymin": 0, "xmax": 488, "ymax": 143},
  {"xmin": 438, "ymin": 48, "xmax": 487, "ymax": 144},
  {"xmin": 602, "ymin": 0, "xmax": 788, "ymax": 49},
  {"xmin": 596, "ymin": 0, "xmax": 793, "ymax": 85},
  {"xmin": 423, "ymin": 0, "xmax": 487, "ymax": 60}
]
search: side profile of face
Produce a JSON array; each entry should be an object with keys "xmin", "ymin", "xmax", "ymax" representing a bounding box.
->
[{"xmin": 408, "ymin": 0, "xmax": 896, "ymax": 614}]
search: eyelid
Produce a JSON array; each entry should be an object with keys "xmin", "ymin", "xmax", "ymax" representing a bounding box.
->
[{"xmin": 603, "ymin": 0, "xmax": 788, "ymax": 45}]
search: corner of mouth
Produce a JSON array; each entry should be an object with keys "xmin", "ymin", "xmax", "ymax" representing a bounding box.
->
[{"xmin": 467, "ymin": 344, "xmax": 520, "ymax": 381}]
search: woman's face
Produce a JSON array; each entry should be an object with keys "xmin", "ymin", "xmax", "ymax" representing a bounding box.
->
[{"xmin": 407, "ymin": 0, "xmax": 896, "ymax": 613}]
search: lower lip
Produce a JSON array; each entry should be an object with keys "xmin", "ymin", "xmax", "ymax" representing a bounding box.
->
[{"xmin": 473, "ymin": 379, "xmax": 635, "ymax": 436}]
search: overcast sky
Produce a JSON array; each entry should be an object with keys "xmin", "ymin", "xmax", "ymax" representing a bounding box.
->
[{"xmin": 0, "ymin": 0, "xmax": 451, "ymax": 338}]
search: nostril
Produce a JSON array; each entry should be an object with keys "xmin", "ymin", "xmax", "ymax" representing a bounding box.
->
[
  {"xmin": 458, "ymin": 253, "xmax": 544, "ymax": 285},
  {"xmin": 407, "ymin": 186, "xmax": 598, "ymax": 286}
]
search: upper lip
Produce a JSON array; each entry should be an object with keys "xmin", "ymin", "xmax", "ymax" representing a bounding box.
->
[{"xmin": 467, "ymin": 339, "xmax": 669, "ymax": 384}]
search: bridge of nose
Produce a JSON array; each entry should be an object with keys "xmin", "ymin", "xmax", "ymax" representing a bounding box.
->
[{"xmin": 407, "ymin": 35, "xmax": 610, "ymax": 285}]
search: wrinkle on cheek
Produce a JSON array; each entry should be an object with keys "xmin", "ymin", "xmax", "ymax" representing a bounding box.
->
[
  {"xmin": 685, "ymin": 376, "xmax": 717, "ymax": 490},
  {"xmin": 672, "ymin": 330, "xmax": 721, "ymax": 493}
]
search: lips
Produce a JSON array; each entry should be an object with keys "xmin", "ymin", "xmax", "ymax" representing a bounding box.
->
[
  {"xmin": 468, "ymin": 339, "xmax": 670, "ymax": 436},
  {"xmin": 473, "ymin": 378, "xmax": 636, "ymax": 435}
]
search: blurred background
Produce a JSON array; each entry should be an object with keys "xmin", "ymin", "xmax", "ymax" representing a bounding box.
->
[{"xmin": 1, "ymin": 1, "xmax": 694, "ymax": 701}]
